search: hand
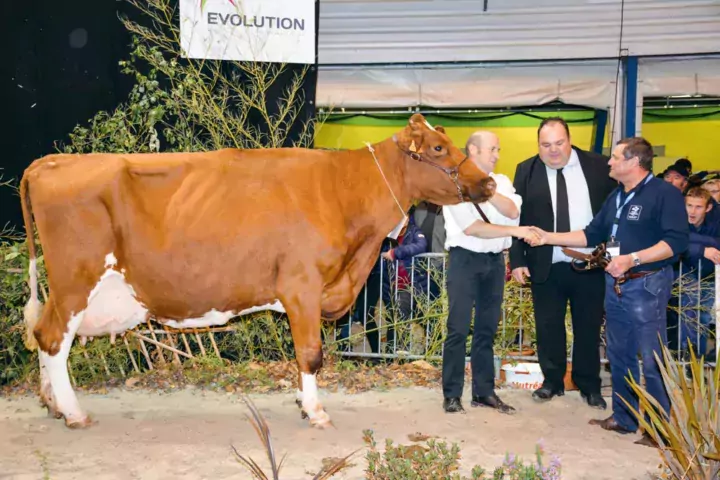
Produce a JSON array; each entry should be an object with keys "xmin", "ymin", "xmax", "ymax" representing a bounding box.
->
[
  {"xmin": 528, "ymin": 226, "xmax": 548, "ymax": 246},
  {"xmin": 512, "ymin": 267, "xmax": 531, "ymax": 285},
  {"xmin": 605, "ymin": 254, "xmax": 634, "ymax": 278},
  {"xmin": 514, "ymin": 226, "xmax": 540, "ymax": 246},
  {"xmin": 381, "ymin": 250, "xmax": 394, "ymax": 261},
  {"xmin": 704, "ymin": 247, "xmax": 720, "ymax": 265},
  {"xmin": 514, "ymin": 226, "xmax": 544, "ymax": 247}
]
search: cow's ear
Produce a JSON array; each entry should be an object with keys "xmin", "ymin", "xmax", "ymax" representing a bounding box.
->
[
  {"xmin": 435, "ymin": 125, "xmax": 446, "ymax": 134},
  {"xmin": 409, "ymin": 113, "xmax": 426, "ymax": 131}
]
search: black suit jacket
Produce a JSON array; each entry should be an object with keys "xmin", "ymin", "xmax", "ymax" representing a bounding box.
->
[{"xmin": 508, "ymin": 146, "xmax": 618, "ymax": 284}]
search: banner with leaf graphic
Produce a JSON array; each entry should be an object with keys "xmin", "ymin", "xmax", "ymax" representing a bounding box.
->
[{"xmin": 180, "ymin": 0, "xmax": 315, "ymax": 64}]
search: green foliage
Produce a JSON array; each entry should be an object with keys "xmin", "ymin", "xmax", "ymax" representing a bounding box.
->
[
  {"xmin": 362, "ymin": 430, "xmax": 561, "ymax": 480},
  {"xmin": 624, "ymin": 345, "xmax": 720, "ymax": 480},
  {"xmin": 0, "ymin": 239, "xmax": 43, "ymax": 386},
  {"xmin": 60, "ymin": 0, "xmax": 321, "ymax": 156}
]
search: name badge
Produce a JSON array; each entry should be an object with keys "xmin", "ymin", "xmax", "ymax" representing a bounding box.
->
[{"xmin": 606, "ymin": 240, "xmax": 620, "ymax": 258}]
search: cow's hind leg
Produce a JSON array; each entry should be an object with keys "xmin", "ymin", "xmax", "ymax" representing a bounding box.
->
[
  {"xmin": 35, "ymin": 295, "xmax": 93, "ymax": 429},
  {"xmin": 279, "ymin": 281, "xmax": 332, "ymax": 429}
]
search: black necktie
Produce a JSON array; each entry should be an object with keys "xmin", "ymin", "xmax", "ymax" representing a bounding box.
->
[{"xmin": 556, "ymin": 168, "xmax": 570, "ymax": 233}]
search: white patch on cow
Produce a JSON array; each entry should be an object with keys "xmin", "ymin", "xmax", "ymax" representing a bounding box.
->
[
  {"xmin": 104, "ymin": 252, "xmax": 118, "ymax": 268},
  {"xmin": 163, "ymin": 300, "xmax": 286, "ymax": 330},
  {"xmin": 423, "ymin": 120, "xmax": 436, "ymax": 131},
  {"xmin": 238, "ymin": 300, "xmax": 285, "ymax": 316},
  {"xmin": 76, "ymin": 255, "xmax": 148, "ymax": 337},
  {"xmin": 301, "ymin": 373, "xmax": 331, "ymax": 427},
  {"xmin": 40, "ymin": 312, "xmax": 87, "ymax": 425},
  {"xmin": 296, "ymin": 388, "xmax": 303, "ymax": 402}
]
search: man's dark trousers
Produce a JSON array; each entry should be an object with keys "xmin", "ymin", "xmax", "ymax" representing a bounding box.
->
[
  {"xmin": 529, "ymin": 262, "xmax": 605, "ymax": 394},
  {"xmin": 442, "ymin": 247, "xmax": 505, "ymax": 399}
]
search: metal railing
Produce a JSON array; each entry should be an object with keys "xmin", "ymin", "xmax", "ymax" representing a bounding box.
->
[{"xmin": 333, "ymin": 252, "xmax": 720, "ymax": 367}]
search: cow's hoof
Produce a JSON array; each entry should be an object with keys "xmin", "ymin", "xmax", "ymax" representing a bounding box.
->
[
  {"xmin": 309, "ymin": 410, "xmax": 334, "ymax": 429},
  {"xmin": 47, "ymin": 408, "xmax": 63, "ymax": 420},
  {"xmin": 300, "ymin": 410, "xmax": 309, "ymax": 419},
  {"xmin": 65, "ymin": 416, "xmax": 96, "ymax": 429}
]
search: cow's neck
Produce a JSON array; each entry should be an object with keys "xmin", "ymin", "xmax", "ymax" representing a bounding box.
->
[{"xmin": 361, "ymin": 138, "xmax": 413, "ymax": 234}]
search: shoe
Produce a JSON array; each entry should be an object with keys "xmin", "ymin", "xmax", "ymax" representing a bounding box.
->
[
  {"xmin": 634, "ymin": 432, "xmax": 660, "ymax": 448},
  {"xmin": 580, "ymin": 391, "xmax": 607, "ymax": 410},
  {"xmin": 532, "ymin": 385, "xmax": 564, "ymax": 402},
  {"xmin": 588, "ymin": 415, "xmax": 635, "ymax": 434},
  {"xmin": 443, "ymin": 397, "xmax": 465, "ymax": 414},
  {"xmin": 471, "ymin": 393, "xmax": 516, "ymax": 415}
]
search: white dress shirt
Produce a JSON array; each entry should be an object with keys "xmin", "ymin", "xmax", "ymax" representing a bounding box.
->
[
  {"xmin": 545, "ymin": 148, "xmax": 595, "ymax": 263},
  {"xmin": 443, "ymin": 172, "xmax": 522, "ymax": 254}
]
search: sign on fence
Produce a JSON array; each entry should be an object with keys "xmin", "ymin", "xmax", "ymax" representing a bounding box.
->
[{"xmin": 179, "ymin": 0, "xmax": 316, "ymax": 64}]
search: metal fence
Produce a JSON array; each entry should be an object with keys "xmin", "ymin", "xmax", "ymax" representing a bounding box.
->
[{"xmin": 333, "ymin": 252, "xmax": 720, "ymax": 367}]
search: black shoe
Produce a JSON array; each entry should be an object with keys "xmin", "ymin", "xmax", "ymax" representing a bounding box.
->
[
  {"xmin": 580, "ymin": 391, "xmax": 607, "ymax": 410},
  {"xmin": 443, "ymin": 397, "xmax": 465, "ymax": 414},
  {"xmin": 532, "ymin": 385, "xmax": 564, "ymax": 402},
  {"xmin": 471, "ymin": 393, "xmax": 516, "ymax": 415}
]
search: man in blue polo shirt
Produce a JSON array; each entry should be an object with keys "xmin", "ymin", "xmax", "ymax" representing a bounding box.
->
[{"xmin": 530, "ymin": 136, "xmax": 689, "ymax": 447}]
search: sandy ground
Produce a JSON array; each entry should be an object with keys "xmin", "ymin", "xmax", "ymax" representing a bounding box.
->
[{"xmin": 0, "ymin": 385, "xmax": 662, "ymax": 480}]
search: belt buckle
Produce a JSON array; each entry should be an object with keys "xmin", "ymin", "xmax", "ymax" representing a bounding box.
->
[{"xmin": 613, "ymin": 274, "xmax": 628, "ymax": 297}]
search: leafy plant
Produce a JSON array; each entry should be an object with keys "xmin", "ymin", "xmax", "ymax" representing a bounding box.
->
[
  {"xmin": 623, "ymin": 344, "xmax": 720, "ymax": 480},
  {"xmin": 232, "ymin": 395, "xmax": 356, "ymax": 480},
  {"xmin": 362, "ymin": 430, "xmax": 560, "ymax": 480}
]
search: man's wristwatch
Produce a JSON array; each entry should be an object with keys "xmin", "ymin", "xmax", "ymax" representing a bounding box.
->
[{"xmin": 630, "ymin": 252, "xmax": 641, "ymax": 267}]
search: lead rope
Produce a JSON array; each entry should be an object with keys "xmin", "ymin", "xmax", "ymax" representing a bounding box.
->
[{"xmin": 365, "ymin": 142, "xmax": 408, "ymax": 221}]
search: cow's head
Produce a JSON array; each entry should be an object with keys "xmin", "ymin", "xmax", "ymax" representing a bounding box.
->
[{"xmin": 395, "ymin": 113, "xmax": 496, "ymax": 205}]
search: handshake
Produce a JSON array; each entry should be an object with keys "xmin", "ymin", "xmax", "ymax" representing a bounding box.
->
[{"xmin": 513, "ymin": 226, "xmax": 548, "ymax": 247}]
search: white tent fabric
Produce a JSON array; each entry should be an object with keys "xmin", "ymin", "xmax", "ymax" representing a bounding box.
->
[
  {"xmin": 639, "ymin": 56, "xmax": 720, "ymax": 97},
  {"xmin": 317, "ymin": 60, "xmax": 621, "ymax": 110}
]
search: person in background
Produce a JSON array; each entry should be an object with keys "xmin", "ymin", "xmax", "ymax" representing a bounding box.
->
[
  {"xmin": 413, "ymin": 201, "xmax": 446, "ymax": 301},
  {"xmin": 529, "ymin": 136, "xmax": 689, "ymax": 447},
  {"xmin": 380, "ymin": 212, "xmax": 428, "ymax": 353},
  {"xmin": 702, "ymin": 178, "xmax": 720, "ymax": 203},
  {"xmin": 676, "ymin": 187, "xmax": 719, "ymax": 360},
  {"xmin": 663, "ymin": 159, "xmax": 692, "ymax": 193},
  {"xmin": 441, "ymin": 130, "xmax": 536, "ymax": 415},
  {"xmin": 509, "ymin": 117, "xmax": 617, "ymax": 409}
]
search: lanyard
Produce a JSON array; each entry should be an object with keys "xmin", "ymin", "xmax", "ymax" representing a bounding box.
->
[{"xmin": 610, "ymin": 173, "xmax": 653, "ymax": 241}]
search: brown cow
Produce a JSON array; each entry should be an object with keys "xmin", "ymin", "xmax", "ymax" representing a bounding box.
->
[{"xmin": 20, "ymin": 113, "xmax": 495, "ymax": 429}]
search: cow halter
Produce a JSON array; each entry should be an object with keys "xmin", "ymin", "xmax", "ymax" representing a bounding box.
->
[{"xmin": 392, "ymin": 135, "xmax": 470, "ymax": 203}]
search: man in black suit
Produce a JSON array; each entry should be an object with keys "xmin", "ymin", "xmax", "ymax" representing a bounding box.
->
[{"xmin": 508, "ymin": 117, "xmax": 617, "ymax": 409}]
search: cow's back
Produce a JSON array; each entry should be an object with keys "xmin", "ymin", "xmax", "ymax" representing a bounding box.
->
[{"xmin": 25, "ymin": 148, "xmax": 362, "ymax": 319}]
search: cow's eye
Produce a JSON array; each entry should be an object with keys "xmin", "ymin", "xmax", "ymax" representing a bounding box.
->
[{"xmin": 434, "ymin": 145, "xmax": 443, "ymax": 152}]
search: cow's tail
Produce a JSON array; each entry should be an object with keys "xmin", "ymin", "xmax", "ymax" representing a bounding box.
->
[{"xmin": 20, "ymin": 174, "xmax": 42, "ymax": 351}]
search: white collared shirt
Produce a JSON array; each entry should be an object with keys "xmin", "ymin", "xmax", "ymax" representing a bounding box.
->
[
  {"xmin": 443, "ymin": 172, "xmax": 522, "ymax": 253},
  {"xmin": 545, "ymin": 148, "xmax": 595, "ymax": 262}
]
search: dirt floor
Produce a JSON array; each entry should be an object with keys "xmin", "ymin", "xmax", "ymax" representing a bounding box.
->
[{"xmin": 0, "ymin": 383, "xmax": 663, "ymax": 480}]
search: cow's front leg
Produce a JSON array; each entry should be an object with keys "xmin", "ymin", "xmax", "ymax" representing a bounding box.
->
[{"xmin": 281, "ymin": 286, "xmax": 332, "ymax": 429}]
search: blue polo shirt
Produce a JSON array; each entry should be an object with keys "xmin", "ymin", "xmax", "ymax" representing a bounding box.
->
[{"xmin": 584, "ymin": 173, "xmax": 689, "ymax": 273}]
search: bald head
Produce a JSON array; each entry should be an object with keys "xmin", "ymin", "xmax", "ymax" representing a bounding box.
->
[
  {"xmin": 466, "ymin": 131, "xmax": 497, "ymax": 152},
  {"xmin": 466, "ymin": 130, "xmax": 500, "ymax": 174}
]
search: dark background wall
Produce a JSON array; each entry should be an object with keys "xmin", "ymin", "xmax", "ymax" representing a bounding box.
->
[{"xmin": 1, "ymin": 0, "xmax": 318, "ymax": 234}]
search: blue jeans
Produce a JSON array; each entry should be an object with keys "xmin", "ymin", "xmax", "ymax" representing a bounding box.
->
[
  {"xmin": 678, "ymin": 279, "xmax": 716, "ymax": 357},
  {"xmin": 605, "ymin": 266, "xmax": 673, "ymax": 432}
]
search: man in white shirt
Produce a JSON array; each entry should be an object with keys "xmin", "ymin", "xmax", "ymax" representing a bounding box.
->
[{"xmin": 442, "ymin": 131, "xmax": 539, "ymax": 414}]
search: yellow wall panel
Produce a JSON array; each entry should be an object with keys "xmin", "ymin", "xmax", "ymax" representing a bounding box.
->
[
  {"xmin": 642, "ymin": 121, "xmax": 720, "ymax": 174},
  {"xmin": 315, "ymin": 123, "xmax": 597, "ymax": 180}
]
